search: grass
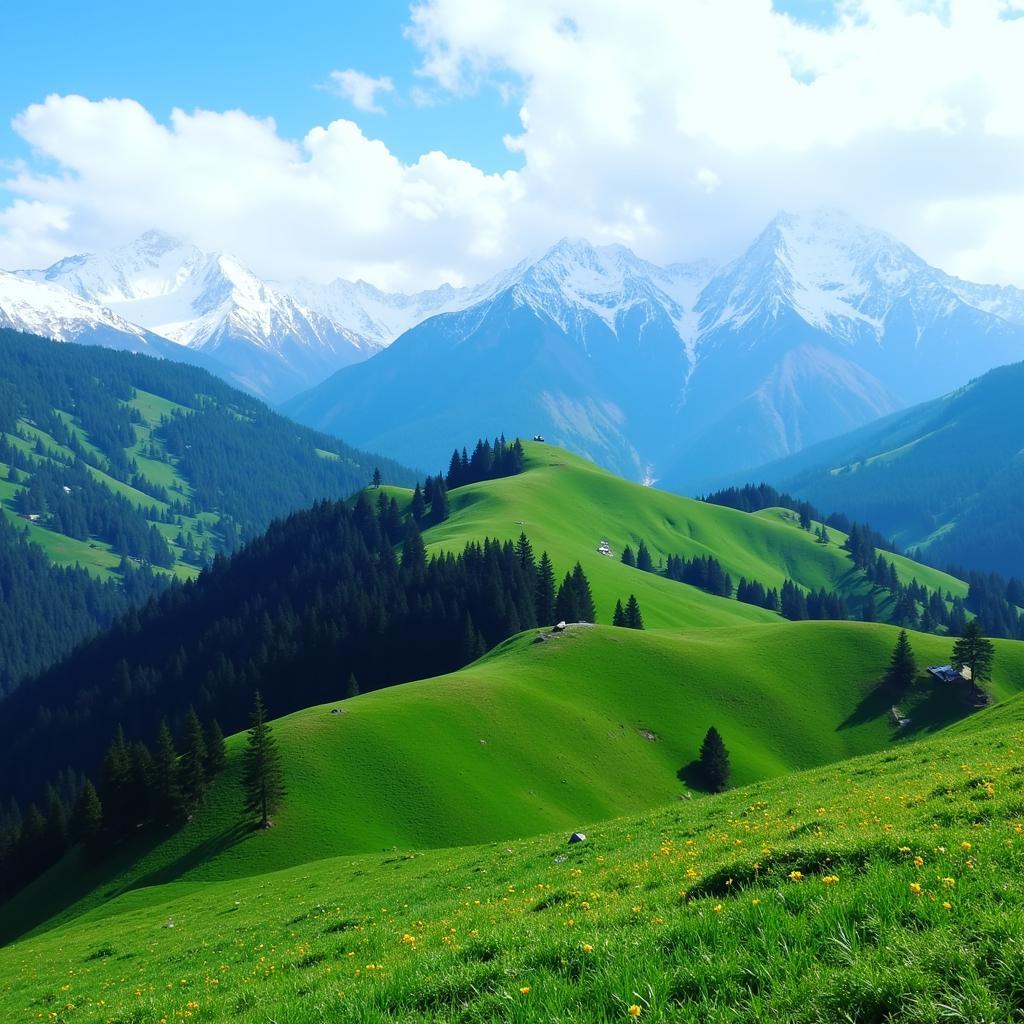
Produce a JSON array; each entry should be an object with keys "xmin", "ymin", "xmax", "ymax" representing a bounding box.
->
[
  {"xmin": 3, "ymin": 440, "xmax": 1021, "ymax": 1020},
  {"xmin": 6, "ymin": 619, "xmax": 1023, "ymax": 946},
  {"xmin": 5, "ymin": 686, "xmax": 1024, "ymax": 1021}
]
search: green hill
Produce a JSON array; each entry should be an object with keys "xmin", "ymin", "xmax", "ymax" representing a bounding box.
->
[
  {"xmin": 5, "ymin": 668, "xmax": 1024, "ymax": 1021},
  {"xmin": 414, "ymin": 442, "xmax": 966, "ymax": 628},
  {"xmin": 6, "ymin": 619, "xmax": 1023, "ymax": 945}
]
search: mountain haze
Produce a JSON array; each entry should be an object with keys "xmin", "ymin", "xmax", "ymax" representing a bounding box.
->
[
  {"xmin": 286, "ymin": 210, "xmax": 1024, "ymax": 483},
  {"xmin": 747, "ymin": 359, "xmax": 1024, "ymax": 576}
]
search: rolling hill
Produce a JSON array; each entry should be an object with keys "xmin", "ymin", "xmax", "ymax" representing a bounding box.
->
[
  {"xmin": 5, "ymin": 618, "xmax": 1024, "ymax": 944},
  {"xmin": 0, "ymin": 440, "xmax": 1010, "ymax": 940},
  {"xmin": 747, "ymin": 359, "xmax": 1024, "ymax": 577},
  {"xmin": 3, "ymin": 634, "xmax": 1024, "ymax": 1020},
  {"xmin": 413, "ymin": 443, "xmax": 967, "ymax": 627}
]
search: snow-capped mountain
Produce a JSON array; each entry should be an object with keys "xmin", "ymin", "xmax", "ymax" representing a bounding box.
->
[
  {"xmin": 20, "ymin": 232, "xmax": 380, "ymax": 402},
  {"xmin": 285, "ymin": 211, "xmax": 1024, "ymax": 486},
  {"xmin": 0, "ymin": 269, "xmax": 223, "ymax": 373},
  {"xmin": 10, "ymin": 212, "xmax": 1024, "ymax": 486}
]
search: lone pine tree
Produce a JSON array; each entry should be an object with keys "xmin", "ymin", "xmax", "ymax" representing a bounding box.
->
[
  {"xmin": 884, "ymin": 629, "xmax": 917, "ymax": 696},
  {"xmin": 242, "ymin": 691, "xmax": 285, "ymax": 829},
  {"xmin": 698, "ymin": 726, "xmax": 730, "ymax": 793},
  {"xmin": 952, "ymin": 620, "xmax": 996, "ymax": 684}
]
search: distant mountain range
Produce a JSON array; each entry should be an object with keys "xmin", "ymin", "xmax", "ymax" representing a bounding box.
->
[
  {"xmin": 285, "ymin": 210, "xmax": 1024, "ymax": 482},
  {"xmin": 6, "ymin": 210, "xmax": 1024, "ymax": 478},
  {"xmin": 743, "ymin": 358, "xmax": 1024, "ymax": 577}
]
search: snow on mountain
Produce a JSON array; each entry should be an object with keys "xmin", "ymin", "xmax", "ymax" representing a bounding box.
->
[
  {"xmin": 11, "ymin": 211, "xmax": 1024, "ymax": 477},
  {"xmin": 285, "ymin": 210, "xmax": 1024, "ymax": 488},
  {"xmin": 21, "ymin": 232, "xmax": 381, "ymax": 402},
  {"xmin": 0, "ymin": 269, "xmax": 169, "ymax": 351},
  {"xmin": 699, "ymin": 208, "xmax": 1024, "ymax": 349},
  {"xmin": 501, "ymin": 237, "xmax": 712, "ymax": 359}
]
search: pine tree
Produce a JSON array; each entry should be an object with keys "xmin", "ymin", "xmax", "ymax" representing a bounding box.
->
[
  {"xmin": 621, "ymin": 545, "xmax": 635, "ymax": 568},
  {"xmin": 153, "ymin": 721, "xmax": 185, "ymax": 825},
  {"xmin": 410, "ymin": 483, "xmax": 426, "ymax": 521},
  {"xmin": 952, "ymin": 620, "xmax": 995, "ymax": 684},
  {"xmin": 555, "ymin": 571, "xmax": 580, "ymax": 623},
  {"xmin": 242, "ymin": 691, "xmax": 285, "ymax": 829},
  {"xmin": 698, "ymin": 727, "xmax": 730, "ymax": 793},
  {"xmin": 571, "ymin": 562, "xmax": 596, "ymax": 622},
  {"xmin": 343, "ymin": 672, "xmax": 360, "ymax": 700},
  {"xmin": 72, "ymin": 779, "xmax": 103, "ymax": 849},
  {"xmin": 44, "ymin": 789, "xmax": 68, "ymax": 863},
  {"xmin": 535, "ymin": 551, "xmax": 556, "ymax": 624},
  {"xmin": 180, "ymin": 707, "xmax": 208, "ymax": 809},
  {"xmin": 636, "ymin": 541, "xmax": 654, "ymax": 573},
  {"xmin": 460, "ymin": 614, "xmax": 486, "ymax": 664},
  {"xmin": 612, "ymin": 599, "xmax": 626, "ymax": 627},
  {"xmin": 99, "ymin": 726, "xmax": 131, "ymax": 833},
  {"xmin": 204, "ymin": 719, "xmax": 228, "ymax": 777},
  {"xmin": 402, "ymin": 520, "xmax": 426, "ymax": 571},
  {"xmin": 884, "ymin": 629, "xmax": 917, "ymax": 695},
  {"xmin": 431, "ymin": 477, "xmax": 450, "ymax": 523},
  {"xmin": 625, "ymin": 594, "xmax": 644, "ymax": 630},
  {"xmin": 515, "ymin": 531, "xmax": 534, "ymax": 570},
  {"xmin": 372, "ymin": 467, "xmax": 382, "ymax": 488}
]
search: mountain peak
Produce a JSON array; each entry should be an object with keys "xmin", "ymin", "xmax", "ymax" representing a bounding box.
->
[{"xmin": 130, "ymin": 228, "xmax": 191, "ymax": 256}]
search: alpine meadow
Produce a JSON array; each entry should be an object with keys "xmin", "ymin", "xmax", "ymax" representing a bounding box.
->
[{"xmin": 4, "ymin": 4, "xmax": 1024, "ymax": 1023}]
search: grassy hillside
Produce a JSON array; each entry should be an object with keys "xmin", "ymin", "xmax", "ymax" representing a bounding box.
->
[
  {"xmin": 410, "ymin": 443, "xmax": 966, "ymax": 628},
  {"xmin": 6, "ymin": 680, "xmax": 1024, "ymax": 1021},
  {"xmin": 7, "ymin": 619, "xmax": 1023, "ymax": 945}
]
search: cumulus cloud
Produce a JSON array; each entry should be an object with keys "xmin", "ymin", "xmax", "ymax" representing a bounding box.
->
[
  {"xmin": 326, "ymin": 69, "xmax": 396, "ymax": 114},
  {"xmin": 4, "ymin": 1, "xmax": 1024, "ymax": 289}
]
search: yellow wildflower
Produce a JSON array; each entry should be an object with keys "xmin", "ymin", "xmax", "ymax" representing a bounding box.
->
[
  {"xmin": 909, "ymin": 883, "xmax": 923, "ymax": 895},
  {"xmin": 628, "ymin": 1005, "xmax": 642, "ymax": 1018},
  {"xmin": 788, "ymin": 871, "xmax": 803, "ymax": 881},
  {"xmin": 520, "ymin": 986, "xmax": 531, "ymax": 995}
]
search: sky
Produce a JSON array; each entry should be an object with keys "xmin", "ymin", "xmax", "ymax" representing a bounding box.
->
[{"xmin": 3, "ymin": 0, "xmax": 1024, "ymax": 291}]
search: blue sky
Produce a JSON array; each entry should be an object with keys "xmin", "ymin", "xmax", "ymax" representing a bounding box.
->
[
  {"xmin": 1, "ymin": 0, "xmax": 839, "ymax": 174},
  {"xmin": 3, "ymin": 1, "xmax": 1023, "ymax": 290},
  {"xmin": 1, "ymin": 1, "xmax": 522, "ymax": 174}
]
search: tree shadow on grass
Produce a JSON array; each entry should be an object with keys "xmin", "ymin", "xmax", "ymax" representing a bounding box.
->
[
  {"xmin": 134, "ymin": 822, "xmax": 252, "ymax": 889},
  {"xmin": 836, "ymin": 682, "xmax": 892, "ymax": 731},
  {"xmin": 677, "ymin": 760, "xmax": 711, "ymax": 793}
]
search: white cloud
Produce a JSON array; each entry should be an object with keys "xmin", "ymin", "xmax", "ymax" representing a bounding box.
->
[
  {"xmin": 4, "ymin": 1, "xmax": 1024, "ymax": 289},
  {"xmin": 326, "ymin": 69, "xmax": 395, "ymax": 114}
]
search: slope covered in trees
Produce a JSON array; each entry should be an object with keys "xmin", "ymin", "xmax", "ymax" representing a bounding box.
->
[
  {"xmin": 746, "ymin": 359, "xmax": 1024, "ymax": 577},
  {"xmin": 0, "ymin": 329, "xmax": 413, "ymax": 692},
  {"xmin": 0, "ymin": 489, "xmax": 597, "ymax": 811}
]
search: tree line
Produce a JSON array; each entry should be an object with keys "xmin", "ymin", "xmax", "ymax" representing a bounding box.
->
[
  {"xmin": 0, "ymin": 514, "xmax": 164, "ymax": 696},
  {"xmin": 0, "ymin": 706, "xmax": 227, "ymax": 899}
]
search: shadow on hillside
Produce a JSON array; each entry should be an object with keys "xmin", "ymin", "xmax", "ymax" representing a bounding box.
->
[
  {"xmin": 677, "ymin": 760, "xmax": 711, "ymax": 793},
  {"xmin": 837, "ymin": 678, "xmax": 980, "ymax": 739},
  {"xmin": 134, "ymin": 823, "xmax": 252, "ymax": 889},
  {"xmin": 836, "ymin": 683, "xmax": 891, "ymax": 731},
  {"xmin": 897, "ymin": 686, "xmax": 977, "ymax": 740}
]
